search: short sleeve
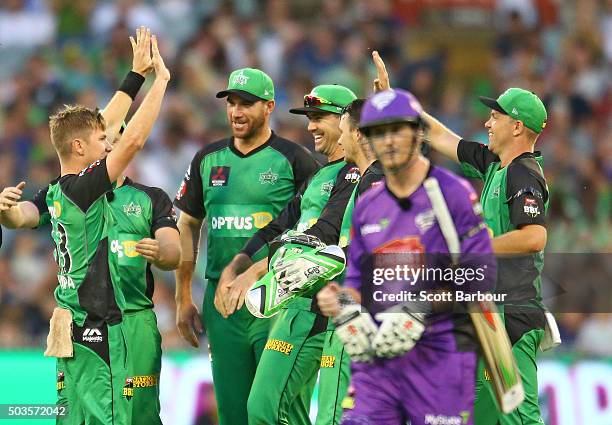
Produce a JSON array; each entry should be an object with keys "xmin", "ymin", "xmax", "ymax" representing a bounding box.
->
[
  {"xmin": 457, "ymin": 140, "xmax": 499, "ymax": 179},
  {"xmin": 174, "ymin": 150, "xmax": 206, "ymax": 219},
  {"xmin": 61, "ymin": 158, "xmax": 113, "ymax": 212},
  {"xmin": 506, "ymin": 162, "xmax": 547, "ymax": 228},
  {"xmin": 150, "ymin": 188, "xmax": 179, "ymax": 234}
]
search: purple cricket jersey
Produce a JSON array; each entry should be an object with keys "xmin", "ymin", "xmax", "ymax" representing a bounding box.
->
[
  {"xmin": 345, "ymin": 165, "xmax": 495, "ymax": 348},
  {"xmin": 342, "ymin": 165, "xmax": 493, "ymax": 425}
]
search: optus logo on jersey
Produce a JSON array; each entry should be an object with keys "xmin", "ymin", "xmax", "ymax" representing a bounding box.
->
[
  {"xmin": 210, "ymin": 212, "xmax": 272, "ymax": 230},
  {"xmin": 110, "ymin": 240, "xmax": 139, "ymax": 258}
]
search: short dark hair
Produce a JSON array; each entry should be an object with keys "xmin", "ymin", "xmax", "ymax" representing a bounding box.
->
[{"xmin": 342, "ymin": 99, "xmax": 365, "ymax": 129}]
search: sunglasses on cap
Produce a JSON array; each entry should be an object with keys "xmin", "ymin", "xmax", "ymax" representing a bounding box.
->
[{"xmin": 303, "ymin": 94, "xmax": 344, "ymax": 110}]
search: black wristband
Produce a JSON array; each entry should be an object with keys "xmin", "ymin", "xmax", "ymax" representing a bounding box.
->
[{"xmin": 118, "ymin": 71, "xmax": 145, "ymax": 100}]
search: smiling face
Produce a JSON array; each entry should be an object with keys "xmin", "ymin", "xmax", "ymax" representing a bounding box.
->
[
  {"xmin": 367, "ymin": 122, "xmax": 421, "ymax": 173},
  {"xmin": 306, "ymin": 111, "xmax": 343, "ymax": 158},
  {"xmin": 226, "ymin": 94, "xmax": 273, "ymax": 140},
  {"xmin": 484, "ymin": 109, "xmax": 517, "ymax": 155}
]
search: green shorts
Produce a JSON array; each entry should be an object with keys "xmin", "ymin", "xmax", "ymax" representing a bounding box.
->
[
  {"xmin": 202, "ymin": 280, "xmax": 271, "ymax": 425},
  {"xmin": 56, "ymin": 320, "xmax": 130, "ymax": 425},
  {"xmin": 248, "ymin": 298, "xmax": 327, "ymax": 425},
  {"xmin": 123, "ymin": 309, "xmax": 162, "ymax": 425}
]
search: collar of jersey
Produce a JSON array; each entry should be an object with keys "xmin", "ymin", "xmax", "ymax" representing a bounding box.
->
[{"xmin": 229, "ymin": 131, "xmax": 275, "ymax": 158}]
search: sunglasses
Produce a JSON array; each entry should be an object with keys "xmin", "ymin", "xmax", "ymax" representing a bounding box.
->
[{"xmin": 303, "ymin": 95, "xmax": 344, "ymax": 110}]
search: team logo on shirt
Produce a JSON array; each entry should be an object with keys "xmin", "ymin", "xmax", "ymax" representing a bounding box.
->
[
  {"xmin": 415, "ymin": 209, "xmax": 436, "ymax": 233},
  {"xmin": 523, "ymin": 197, "xmax": 540, "ymax": 217},
  {"xmin": 321, "ymin": 181, "xmax": 334, "ymax": 196},
  {"xmin": 122, "ymin": 202, "xmax": 142, "ymax": 217},
  {"xmin": 210, "ymin": 166, "xmax": 230, "ymax": 187},
  {"xmin": 344, "ymin": 167, "xmax": 360, "ymax": 183},
  {"xmin": 424, "ymin": 413, "xmax": 467, "ymax": 425},
  {"xmin": 259, "ymin": 168, "xmax": 278, "ymax": 185},
  {"xmin": 490, "ymin": 186, "xmax": 500, "ymax": 198}
]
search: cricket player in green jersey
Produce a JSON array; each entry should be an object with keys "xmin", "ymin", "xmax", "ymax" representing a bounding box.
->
[
  {"xmin": 316, "ymin": 97, "xmax": 385, "ymax": 424},
  {"xmin": 29, "ymin": 173, "xmax": 180, "ymax": 425},
  {"xmin": 0, "ymin": 29, "xmax": 171, "ymax": 424},
  {"xmin": 173, "ymin": 68, "xmax": 319, "ymax": 425},
  {"xmin": 423, "ymin": 88, "xmax": 551, "ymax": 425},
  {"xmin": 218, "ymin": 84, "xmax": 359, "ymax": 425}
]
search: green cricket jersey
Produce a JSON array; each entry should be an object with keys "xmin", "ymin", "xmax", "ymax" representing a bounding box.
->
[
  {"xmin": 174, "ymin": 132, "xmax": 318, "ymax": 281},
  {"xmin": 34, "ymin": 176, "xmax": 178, "ymax": 314},
  {"xmin": 34, "ymin": 158, "xmax": 121, "ymax": 326},
  {"xmin": 241, "ymin": 159, "xmax": 359, "ymax": 258},
  {"xmin": 106, "ymin": 177, "xmax": 178, "ymax": 312},
  {"xmin": 457, "ymin": 140, "xmax": 549, "ymax": 306}
]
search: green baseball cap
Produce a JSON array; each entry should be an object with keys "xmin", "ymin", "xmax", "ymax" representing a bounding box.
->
[
  {"xmin": 289, "ymin": 84, "xmax": 357, "ymax": 115},
  {"xmin": 479, "ymin": 88, "xmax": 548, "ymax": 133},
  {"xmin": 216, "ymin": 68, "xmax": 274, "ymax": 102}
]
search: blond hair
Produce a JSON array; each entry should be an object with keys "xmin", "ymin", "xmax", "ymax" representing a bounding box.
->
[{"xmin": 49, "ymin": 105, "xmax": 106, "ymax": 157}]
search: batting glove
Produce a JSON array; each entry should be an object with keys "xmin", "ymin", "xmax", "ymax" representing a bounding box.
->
[
  {"xmin": 372, "ymin": 306, "xmax": 425, "ymax": 358},
  {"xmin": 333, "ymin": 303, "xmax": 378, "ymax": 362}
]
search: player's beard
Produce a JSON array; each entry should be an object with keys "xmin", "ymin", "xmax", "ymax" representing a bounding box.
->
[{"xmin": 233, "ymin": 113, "xmax": 266, "ymax": 141}]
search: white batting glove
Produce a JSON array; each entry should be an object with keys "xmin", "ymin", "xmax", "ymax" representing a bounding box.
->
[
  {"xmin": 372, "ymin": 306, "xmax": 426, "ymax": 358},
  {"xmin": 333, "ymin": 303, "xmax": 378, "ymax": 362}
]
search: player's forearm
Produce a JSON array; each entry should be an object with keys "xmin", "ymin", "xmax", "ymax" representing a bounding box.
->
[
  {"xmin": 492, "ymin": 226, "xmax": 547, "ymax": 254},
  {"xmin": 175, "ymin": 260, "xmax": 197, "ymax": 302},
  {"xmin": 175, "ymin": 214, "xmax": 202, "ymax": 302},
  {"xmin": 120, "ymin": 77, "xmax": 168, "ymax": 151},
  {"xmin": 102, "ymin": 71, "xmax": 146, "ymax": 142},
  {"xmin": 422, "ymin": 111, "xmax": 461, "ymax": 163},
  {"xmin": 251, "ymin": 258, "xmax": 268, "ymax": 280},
  {"xmin": 154, "ymin": 242, "xmax": 181, "ymax": 271}
]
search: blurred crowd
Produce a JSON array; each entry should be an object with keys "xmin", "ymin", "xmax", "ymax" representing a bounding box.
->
[{"xmin": 0, "ymin": 0, "xmax": 610, "ymax": 355}]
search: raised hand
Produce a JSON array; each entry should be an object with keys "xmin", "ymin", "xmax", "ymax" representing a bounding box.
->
[
  {"xmin": 0, "ymin": 182, "xmax": 26, "ymax": 211},
  {"xmin": 130, "ymin": 26, "xmax": 153, "ymax": 76},
  {"xmin": 151, "ymin": 35, "xmax": 170, "ymax": 81},
  {"xmin": 372, "ymin": 50, "xmax": 391, "ymax": 92}
]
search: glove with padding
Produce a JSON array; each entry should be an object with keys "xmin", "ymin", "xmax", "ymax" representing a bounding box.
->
[
  {"xmin": 333, "ymin": 303, "xmax": 378, "ymax": 362},
  {"xmin": 372, "ymin": 305, "xmax": 426, "ymax": 358},
  {"xmin": 273, "ymin": 244, "xmax": 345, "ymax": 293}
]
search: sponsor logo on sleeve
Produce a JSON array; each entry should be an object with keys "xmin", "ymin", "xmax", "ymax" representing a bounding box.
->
[
  {"xmin": 345, "ymin": 167, "xmax": 360, "ymax": 183},
  {"xmin": 523, "ymin": 197, "xmax": 540, "ymax": 217}
]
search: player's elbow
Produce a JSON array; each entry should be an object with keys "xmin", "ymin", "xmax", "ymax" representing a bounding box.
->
[{"xmin": 521, "ymin": 225, "xmax": 547, "ymax": 252}]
